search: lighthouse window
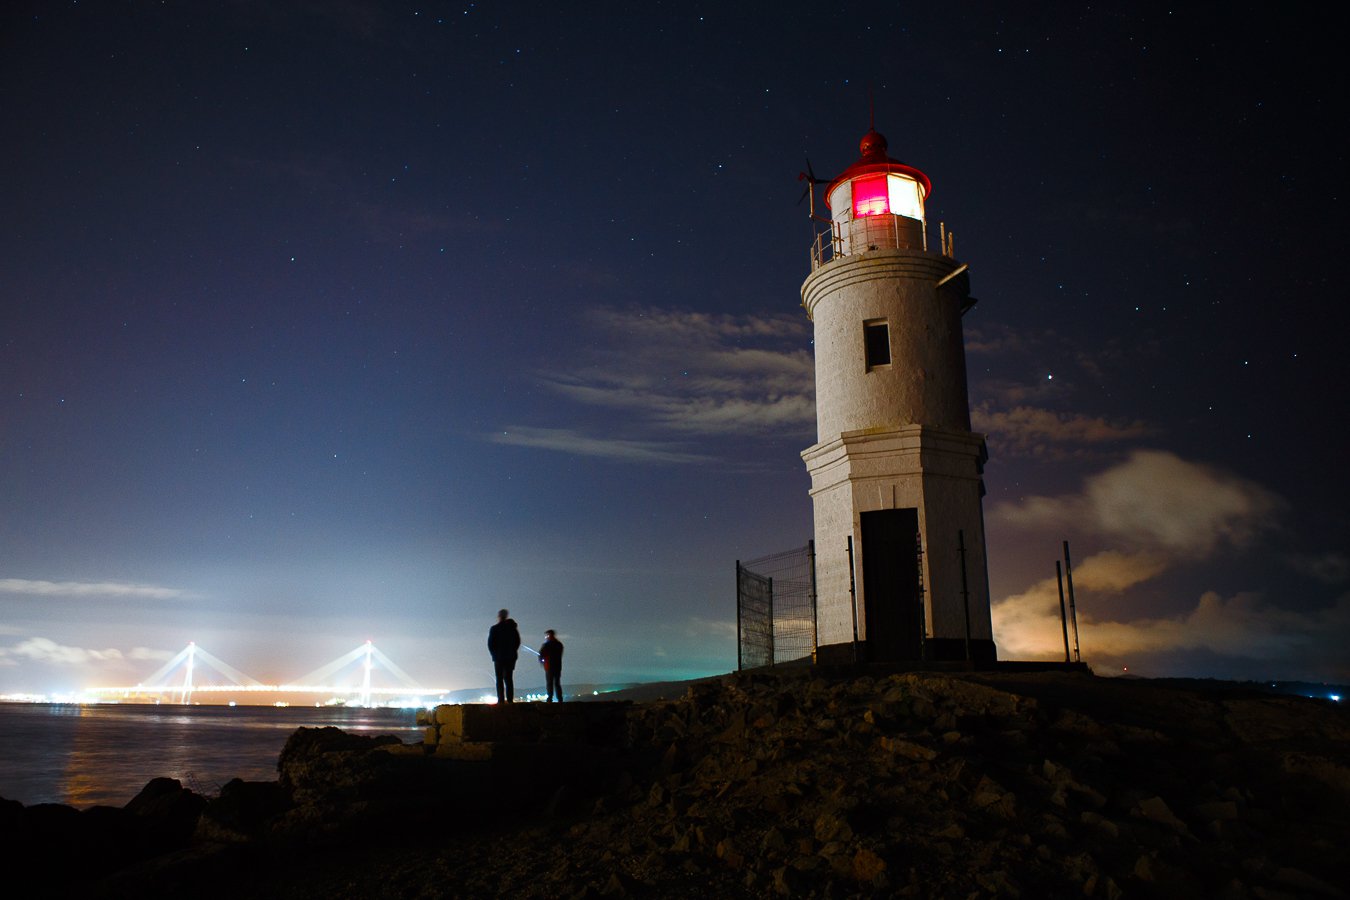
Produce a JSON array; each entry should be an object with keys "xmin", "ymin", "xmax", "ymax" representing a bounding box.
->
[{"xmin": 865, "ymin": 320, "xmax": 891, "ymax": 369}]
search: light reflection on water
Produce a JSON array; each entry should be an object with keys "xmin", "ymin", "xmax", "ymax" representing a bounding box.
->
[{"xmin": 0, "ymin": 702, "xmax": 422, "ymax": 808}]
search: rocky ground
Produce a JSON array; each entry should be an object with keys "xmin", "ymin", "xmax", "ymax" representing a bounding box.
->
[{"xmin": 6, "ymin": 667, "xmax": 1349, "ymax": 898}]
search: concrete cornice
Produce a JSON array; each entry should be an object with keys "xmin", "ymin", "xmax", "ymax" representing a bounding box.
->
[
  {"xmin": 801, "ymin": 249, "xmax": 964, "ymax": 319},
  {"xmin": 802, "ymin": 425, "xmax": 987, "ymax": 490},
  {"xmin": 803, "ymin": 424, "xmax": 986, "ymax": 461}
]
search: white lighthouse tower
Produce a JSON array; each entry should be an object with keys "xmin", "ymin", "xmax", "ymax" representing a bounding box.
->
[{"xmin": 801, "ymin": 126, "xmax": 996, "ymax": 664}]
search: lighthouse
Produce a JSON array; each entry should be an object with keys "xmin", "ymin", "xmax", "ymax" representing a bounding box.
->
[{"xmin": 801, "ymin": 126, "xmax": 996, "ymax": 664}]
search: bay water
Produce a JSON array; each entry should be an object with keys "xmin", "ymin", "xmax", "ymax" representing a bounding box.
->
[{"xmin": 0, "ymin": 702, "xmax": 423, "ymax": 808}]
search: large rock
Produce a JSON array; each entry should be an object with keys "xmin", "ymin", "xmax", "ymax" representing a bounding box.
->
[
  {"xmin": 195, "ymin": 778, "xmax": 289, "ymax": 842},
  {"xmin": 124, "ymin": 776, "xmax": 207, "ymax": 847},
  {"xmin": 0, "ymin": 781, "xmax": 206, "ymax": 891}
]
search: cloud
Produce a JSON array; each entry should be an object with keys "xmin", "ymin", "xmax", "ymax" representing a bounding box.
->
[
  {"xmin": 991, "ymin": 550, "xmax": 1170, "ymax": 658},
  {"xmin": 973, "ymin": 404, "xmax": 1156, "ymax": 457},
  {"xmin": 506, "ymin": 306, "xmax": 815, "ymax": 462},
  {"xmin": 685, "ymin": 616, "xmax": 738, "ymax": 640},
  {"xmin": 555, "ymin": 307, "xmax": 816, "ymax": 435},
  {"xmin": 1083, "ymin": 591, "xmax": 1344, "ymax": 659},
  {"xmin": 1285, "ymin": 552, "xmax": 1350, "ymax": 585},
  {"xmin": 585, "ymin": 306, "xmax": 808, "ymax": 341},
  {"xmin": 0, "ymin": 579, "xmax": 195, "ymax": 600},
  {"xmin": 1072, "ymin": 549, "xmax": 1172, "ymax": 591},
  {"xmin": 129, "ymin": 646, "xmax": 177, "ymax": 662},
  {"xmin": 1, "ymin": 637, "xmax": 124, "ymax": 666},
  {"xmin": 988, "ymin": 453, "xmax": 1311, "ymax": 673},
  {"xmin": 991, "ymin": 576, "xmax": 1074, "ymax": 660},
  {"xmin": 963, "ymin": 326, "xmax": 1033, "ymax": 358},
  {"xmin": 992, "ymin": 552, "xmax": 1350, "ymax": 678},
  {"xmin": 992, "ymin": 450, "xmax": 1284, "ymax": 557},
  {"xmin": 489, "ymin": 426, "xmax": 715, "ymax": 465},
  {"xmin": 964, "ymin": 323, "xmax": 1163, "ymax": 456}
]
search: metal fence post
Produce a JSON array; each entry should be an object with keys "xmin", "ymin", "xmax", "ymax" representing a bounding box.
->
[
  {"xmin": 1063, "ymin": 541, "xmax": 1081, "ymax": 663},
  {"xmin": 958, "ymin": 529, "xmax": 972, "ymax": 662},
  {"xmin": 847, "ymin": 536, "xmax": 859, "ymax": 664},
  {"xmin": 807, "ymin": 539, "xmax": 817, "ymax": 659},
  {"xmin": 735, "ymin": 560, "xmax": 743, "ymax": 671}
]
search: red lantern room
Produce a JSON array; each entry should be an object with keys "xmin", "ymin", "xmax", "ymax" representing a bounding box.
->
[{"xmin": 820, "ymin": 128, "xmax": 933, "ymax": 260}]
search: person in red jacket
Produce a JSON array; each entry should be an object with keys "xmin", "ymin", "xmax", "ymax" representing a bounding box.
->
[{"xmin": 538, "ymin": 629, "xmax": 564, "ymax": 703}]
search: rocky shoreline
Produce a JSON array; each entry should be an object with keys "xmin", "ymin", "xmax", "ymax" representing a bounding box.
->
[{"xmin": 4, "ymin": 668, "xmax": 1348, "ymax": 898}]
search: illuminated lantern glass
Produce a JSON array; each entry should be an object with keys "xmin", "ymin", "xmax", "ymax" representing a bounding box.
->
[
  {"xmin": 852, "ymin": 175, "xmax": 889, "ymax": 217},
  {"xmin": 850, "ymin": 173, "xmax": 926, "ymax": 220},
  {"xmin": 886, "ymin": 174, "xmax": 924, "ymax": 220}
]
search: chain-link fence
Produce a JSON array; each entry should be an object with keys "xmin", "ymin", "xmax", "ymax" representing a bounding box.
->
[{"xmin": 736, "ymin": 541, "xmax": 816, "ymax": 669}]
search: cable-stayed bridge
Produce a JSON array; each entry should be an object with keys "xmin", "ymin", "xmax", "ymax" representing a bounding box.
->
[{"xmin": 86, "ymin": 641, "xmax": 451, "ymax": 707}]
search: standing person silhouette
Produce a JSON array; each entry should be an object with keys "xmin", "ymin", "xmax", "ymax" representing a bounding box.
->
[
  {"xmin": 538, "ymin": 629, "xmax": 564, "ymax": 702},
  {"xmin": 487, "ymin": 609, "xmax": 521, "ymax": 704}
]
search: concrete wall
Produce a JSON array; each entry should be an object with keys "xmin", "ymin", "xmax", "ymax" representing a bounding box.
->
[
  {"xmin": 803, "ymin": 427, "xmax": 993, "ymax": 649},
  {"xmin": 801, "ymin": 243, "xmax": 992, "ymax": 659},
  {"xmin": 802, "ymin": 249, "xmax": 973, "ymax": 441}
]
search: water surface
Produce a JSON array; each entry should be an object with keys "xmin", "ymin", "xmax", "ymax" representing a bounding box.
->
[{"xmin": 0, "ymin": 702, "xmax": 421, "ymax": 808}]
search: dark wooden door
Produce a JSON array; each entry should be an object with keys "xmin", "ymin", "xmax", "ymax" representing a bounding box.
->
[{"xmin": 861, "ymin": 508, "xmax": 923, "ymax": 660}]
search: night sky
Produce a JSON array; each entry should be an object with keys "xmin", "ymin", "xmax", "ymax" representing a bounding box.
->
[{"xmin": 3, "ymin": 2, "xmax": 1347, "ymax": 697}]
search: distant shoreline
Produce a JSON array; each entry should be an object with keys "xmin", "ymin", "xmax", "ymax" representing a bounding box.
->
[{"xmin": 0, "ymin": 671, "xmax": 1345, "ymax": 708}]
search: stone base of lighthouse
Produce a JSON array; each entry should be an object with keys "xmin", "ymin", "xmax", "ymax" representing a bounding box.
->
[{"xmin": 802, "ymin": 424, "xmax": 997, "ymax": 664}]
